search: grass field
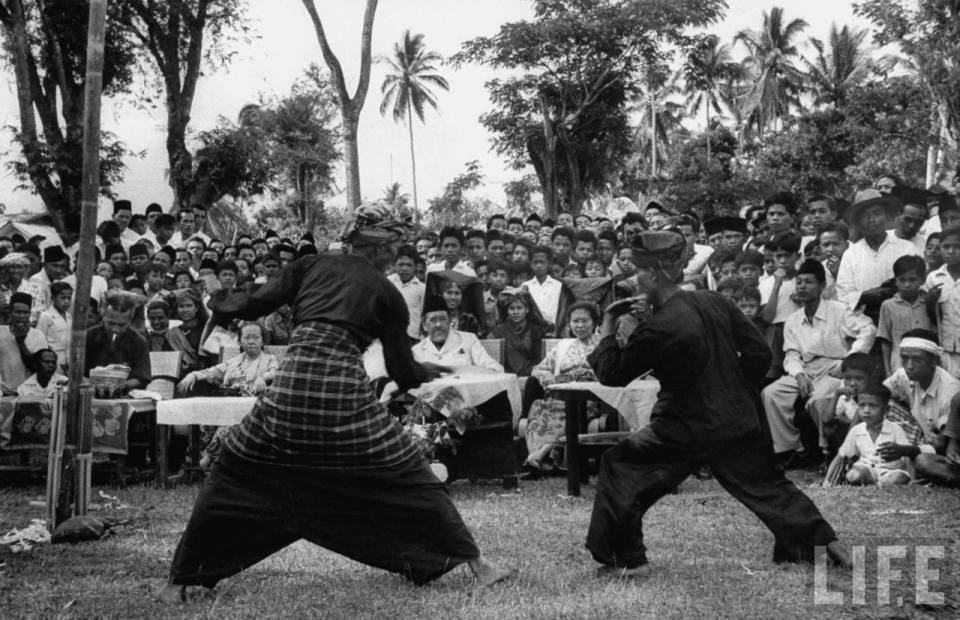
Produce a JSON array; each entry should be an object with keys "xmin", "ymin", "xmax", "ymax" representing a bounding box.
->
[{"xmin": 1, "ymin": 473, "xmax": 958, "ymax": 619}]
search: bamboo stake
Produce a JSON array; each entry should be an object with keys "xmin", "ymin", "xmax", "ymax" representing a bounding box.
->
[{"xmin": 56, "ymin": 0, "xmax": 108, "ymax": 525}]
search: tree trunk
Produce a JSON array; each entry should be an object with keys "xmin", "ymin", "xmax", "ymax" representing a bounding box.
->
[
  {"xmin": 407, "ymin": 104, "xmax": 418, "ymax": 212},
  {"xmin": 168, "ymin": 108, "xmax": 193, "ymax": 210},
  {"xmin": 539, "ymin": 97, "xmax": 558, "ymax": 218},
  {"xmin": 342, "ymin": 112, "xmax": 362, "ymax": 209},
  {"xmin": 301, "ymin": 0, "xmax": 379, "ymax": 213}
]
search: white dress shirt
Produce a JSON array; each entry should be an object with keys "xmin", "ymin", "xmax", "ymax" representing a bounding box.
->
[
  {"xmin": 884, "ymin": 367, "xmax": 960, "ymax": 442},
  {"xmin": 387, "ymin": 273, "xmax": 425, "ymax": 339},
  {"xmin": 782, "ymin": 299, "xmax": 877, "ymax": 377},
  {"xmin": 411, "ymin": 330, "xmax": 503, "ymax": 373},
  {"xmin": 837, "ymin": 419, "xmax": 913, "ymax": 469},
  {"xmin": 835, "ymin": 232, "xmax": 920, "ymax": 309},
  {"xmin": 924, "ymin": 265, "xmax": 960, "ymax": 354},
  {"xmin": 426, "ymin": 260, "xmax": 476, "ymax": 277},
  {"xmin": 522, "ymin": 276, "xmax": 562, "ymax": 325}
]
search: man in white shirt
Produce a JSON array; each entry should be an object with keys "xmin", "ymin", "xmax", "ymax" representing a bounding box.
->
[
  {"xmin": 425, "ymin": 226, "xmax": 476, "ymax": 277},
  {"xmin": 189, "ymin": 204, "xmax": 213, "ymax": 246},
  {"xmin": 113, "ymin": 199, "xmax": 141, "ymax": 248},
  {"xmin": 0, "ymin": 292, "xmax": 50, "ymax": 395},
  {"xmin": 28, "ymin": 245, "xmax": 71, "ymax": 310},
  {"xmin": 835, "ymin": 189, "xmax": 920, "ymax": 310},
  {"xmin": 882, "ymin": 331, "xmax": 960, "ymax": 457},
  {"xmin": 388, "ymin": 246, "xmax": 425, "ymax": 342},
  {"xmin": 522, "ymin": 245, "xmax": 563, "ymax": 333},
  {"xmin": 761, "ymin": 260, "xmax": 876, "ymax": 460},
  {"xmin": 412, "ymin": 309, "xmax": 502, "ymax": 372},
  {"xmin": 168, "ymin": 209, "xmax": 198, "ymax": 249}
]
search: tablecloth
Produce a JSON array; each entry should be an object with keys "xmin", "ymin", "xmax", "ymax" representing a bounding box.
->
[{"xmin": 547, "ymin": 379, "xmax": 660, "ymax": 431}]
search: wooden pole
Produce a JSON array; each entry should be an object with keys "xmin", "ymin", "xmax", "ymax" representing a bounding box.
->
[{"xmin": 55, "ymin": 0, "xmax": 108, "ymax": 525}]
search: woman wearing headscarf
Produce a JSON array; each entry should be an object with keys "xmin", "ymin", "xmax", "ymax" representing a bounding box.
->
[
  {"xmin": 488, "ymin": 287, "xmax": 546, "ymax": 376},
  {"xmin": 166, "ymin": 288, "xmax": 209, "ymax": 375}
]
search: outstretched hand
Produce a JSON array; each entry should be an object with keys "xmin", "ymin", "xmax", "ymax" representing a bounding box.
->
[
  {"xmin": 605, "ymin": 296, "xmax": 649, "ymax": 319},
  {"xmin": 421, "ymin": 362, "xmax": 453, "ymax": 381}
]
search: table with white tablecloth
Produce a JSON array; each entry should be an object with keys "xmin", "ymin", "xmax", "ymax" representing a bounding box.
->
[
  {"xmin": 546, "ymin": 379, "xmax": 660, "ymax": 496},
  {"xmin": 380, "ymin": 371, "xmax": 522, "ymax": 422}
]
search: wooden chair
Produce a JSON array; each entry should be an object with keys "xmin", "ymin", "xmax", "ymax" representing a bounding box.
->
[
  {"xmin": 542, "ymin": 338, "xmax": 564, "ymax": 359},
  {"xmin": 480, "ymin": 338, "xmax": 504, "ymax": 367}
]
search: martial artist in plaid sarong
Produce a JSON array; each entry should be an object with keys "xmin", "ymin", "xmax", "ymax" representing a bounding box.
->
[{"xmin": 160, "ymin": 207, "xmax": 509, "ymax": 604}]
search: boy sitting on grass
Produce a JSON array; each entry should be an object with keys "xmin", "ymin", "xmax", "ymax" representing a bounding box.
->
[
  {"xmin": 835, "ymin": 383, "xmax": 912, "ymax": 487},
  {"xmin": 821, "ymin": 353, "xmax": 875, "ymax": 462}
]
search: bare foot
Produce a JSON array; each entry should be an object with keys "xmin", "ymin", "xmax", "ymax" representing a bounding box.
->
[
  {"xmin": 468, "ymin": 556, "xmax": 513, "ymax": 586},
  {"xmin": 827, "ymin": 541, "xmax": 852, "ymax": 570},
  {"xmin": 595, "ymin": 564, "xmax": 652, "ymax": 580},
  {"xmin": 156, "ymin": 584, "xmax": 185, "ymax": 604}
]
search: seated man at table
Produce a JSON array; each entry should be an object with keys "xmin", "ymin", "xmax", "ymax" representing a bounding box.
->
[
  {"xmin": 412, "ymin": 307, "xmax": 503, "ymax": 373},
  {"xmin": 17, "ymin": 349, "xmax": 67, "ymax": 400},
  {"xmin": 84, "ymin": 291, "xmax": 151, "ymax": 392}
]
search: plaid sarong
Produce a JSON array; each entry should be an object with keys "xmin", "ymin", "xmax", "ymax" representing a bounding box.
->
[
  {"xmin": 885, "ymin": 399, "xmax": 926, "ymax": 447},
  {"xmin": 222, "ymin": 321, "xmax": 421, "ymax": 469}
]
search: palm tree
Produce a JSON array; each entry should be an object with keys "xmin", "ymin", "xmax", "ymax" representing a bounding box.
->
[
  {"xmin": 803, "ymin": 23, "xmax": 888, "ymax": 107},
  {"xmin": 682, "ymin": 34, "xmax": 743, "ymax": 160},
  {"xmin": 633, "ymin": 70, "xmax": 685, "ymax": 177},
  {"xmin": 379, "ymin": 31, "xmax": 449, "ymax": 212},
  {"xmin": 735, "ymin": 7, "xmax": 809, "ymax": 142}
]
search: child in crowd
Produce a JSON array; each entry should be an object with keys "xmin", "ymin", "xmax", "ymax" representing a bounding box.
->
[
  {"xmin": 583, "ymin": 257, "xmax": 607, "ymax": 278},
  {"xmin": 711, "ymin": 251, "xmax": 738, "ymax": 283},
  {"xmin": 96, "ymin": 261, "xmax": 114, "ymax": 281},
  {"xmin": 822, "ymin": 352, "xmax": 874, "ymax": 460},
  {"xmin": 563, "ymin": 264, "xmax": 583, "ymax": 279},
  {"xmin": 759, "ymin": 232, "xmax": 803, "ymax": 379},
  {"xmin": 735, "ymin": 250, "xmax": 764, "ymax": 288},
  {"xmin": 716, "ymin": 277, "xmax": 745, "ymax": 302},
  {"xmin": 836, "ymin": 383, "xmax": 912, "ymax": 487},
  {"xmin": 17, "ymin": 349, "xmax": 67, "ymax": 400},
  {"xmin": 877, "ymin": 255, "xmax": 932, "ymax": 376},
  {"xmin": 737, "ymin": 286, "xmax": 768, "ymax": 332},
  {"xmin": 485, "ymin": 259, "xmax": 511, "ymax": 328},
  {"xmin": 924, "ymin": 232, "xmax": 942, "ymax": 273},
  {"xmin": 37, "ymin": 281, "xmax": 72, "ymax": 373}
]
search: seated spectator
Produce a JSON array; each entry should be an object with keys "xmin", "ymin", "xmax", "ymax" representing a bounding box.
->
[
  {"xmin": 424, "ymin": 271, "xmax": 484, "ymax": 335},
  {"xmin": 166, "ymin": 288, "xmax": 209, "ymax": 375},
  {"xmin": 758, "ymin": 232, "xmax": 803, "ymax": 379},
  {"xmin": 877, "ymin": 255, "xmax": 932, "ymax": 376},
  {"xmin": 761, "ymin": 260, "xmax": 876, "ymax": 466},
  {"xmin": 822, "ymin": 352, "xmax": 875, "ymax": 459},
  {"xmin": 834, "ymin": 385, "xmax": 912, "ymax": 487},
  {"xmin": 736, "ymin": 286, "xmax": 768, "ymax": 335},
  {"xmin": 17, "ymin": 349, "xmax": 67, "ymax": 400},
  {"xmin": 488, "ymin": 287, "xmax": 547, "ymax": 377},
  {"xmin": 914, "ymin": 392, "xmax": 960, "ymax": 487},
  {"xmin": 178, "ymin": 323, "xmax": 278, "ymax": 396},
  {"xmin": 0, "ymin": 292, "xmax": 49, "ymax": 396},
  {"xmin": 145, "ymin": 300, "xmax": 176, "ymax": 352},
  {"xmin": 411, "ymin": 308, "xmax": 502, "ymax": 372},
  {"xmin": 521, "ymin": 301, "xmax": 600, "ymax": 478},
  {"xmin": 84, "ymin": 291, "xmax": 150, "ymax": 391},
  {"xmin": 883, "ymin": 330, "xmax": 960, "ymax": 457}
]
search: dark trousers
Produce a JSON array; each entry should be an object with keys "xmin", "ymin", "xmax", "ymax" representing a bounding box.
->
[
  {"xmin": 586, "ymin": 427, "xmax": 838, "ymax": 568},
  {"xmin": 170, "ymin": 448, "xmax": 480, "ymax": 587}
]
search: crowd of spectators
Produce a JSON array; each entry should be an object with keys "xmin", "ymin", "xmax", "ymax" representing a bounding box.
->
[{"xmin": 0, "ymin": 178, "xmax": 958, "ymax": 487}]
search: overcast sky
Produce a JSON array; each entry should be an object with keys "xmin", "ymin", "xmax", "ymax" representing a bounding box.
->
[{"xmin": 0, "ymin": 0, "xmax": 873, "ymax": 217}]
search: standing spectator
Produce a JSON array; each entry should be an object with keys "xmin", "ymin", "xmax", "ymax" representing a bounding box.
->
[
  {"xmin": 924, "ymin": 226, "xmax": 960, "ymax": 378},
  {"xmin": 114, "ymin": 199, "xmax": 140, "ymax": 247},
  {"xmin": 37, "ymin": 281, "xmax": 72, "ymax": 372},
  {"xmin": 28, "ymin": 245, "xmax": 71, "ymax": 310},
  {"xmin": 387, "ymin": 245, "xmax": 425, "ymax": 344},
  {"xmin": 426, "ymin": 227, "xmax": 476, "ymax": 277},
  {"xmin": 169, "ymin": 209, "xmax": 197, "ymax": 248},
  {"xmin": 191, "ymin": 205, "xmax": 212, "ymax": 245},
  {"xmin": 818, "ymin": 223, "xmax": 849, "ymax": 300},
  {"xmin": 877, "ymin": 255, "xmax": 932, "ymax": 376},
  {"xmin": 464, "ymin": 230, "xmax": 487, "ymax": 267},
  {"xmin": 835, "ymin": 189, "xmax": 920, "ymax": 311},
  {"xmin": 550, "ymin": 227, "xmax": 576, "ymax": 267},
  {"xmin": 489, "ymin": 287, "xmax": 547, "ymax": 376},
  {"xmin": 523, "ymin": 245, "xmax": 563, "ymax": 333},
  {"xmin": 0, "ymin": 292, "xmax": 49, "ymax": 395},
  {"xmin": 891, "ymin": 187, "xmax": 929, "ymax": 253},
  {"xmin": 0, "ymin": 252, "xmax": 44, "ymax": 326}
]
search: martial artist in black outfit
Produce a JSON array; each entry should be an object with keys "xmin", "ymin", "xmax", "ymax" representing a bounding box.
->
[{"xmin": 584, "ymin": 229, "xmax": 851, "ymax": 577}]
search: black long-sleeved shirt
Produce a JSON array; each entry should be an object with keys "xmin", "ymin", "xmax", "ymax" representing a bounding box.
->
[
  {"xmin": 588, "ymin": 290, "xmax": 772, "ymax": 443},
  {"xmin": 209, "ymin": 254, "xmax": 427, "ymax": 391}
]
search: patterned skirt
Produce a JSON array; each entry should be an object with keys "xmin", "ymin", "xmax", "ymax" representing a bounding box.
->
[{"xmin": 222, "ymin": 321, "xmax": 421, "ymax": 469}]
